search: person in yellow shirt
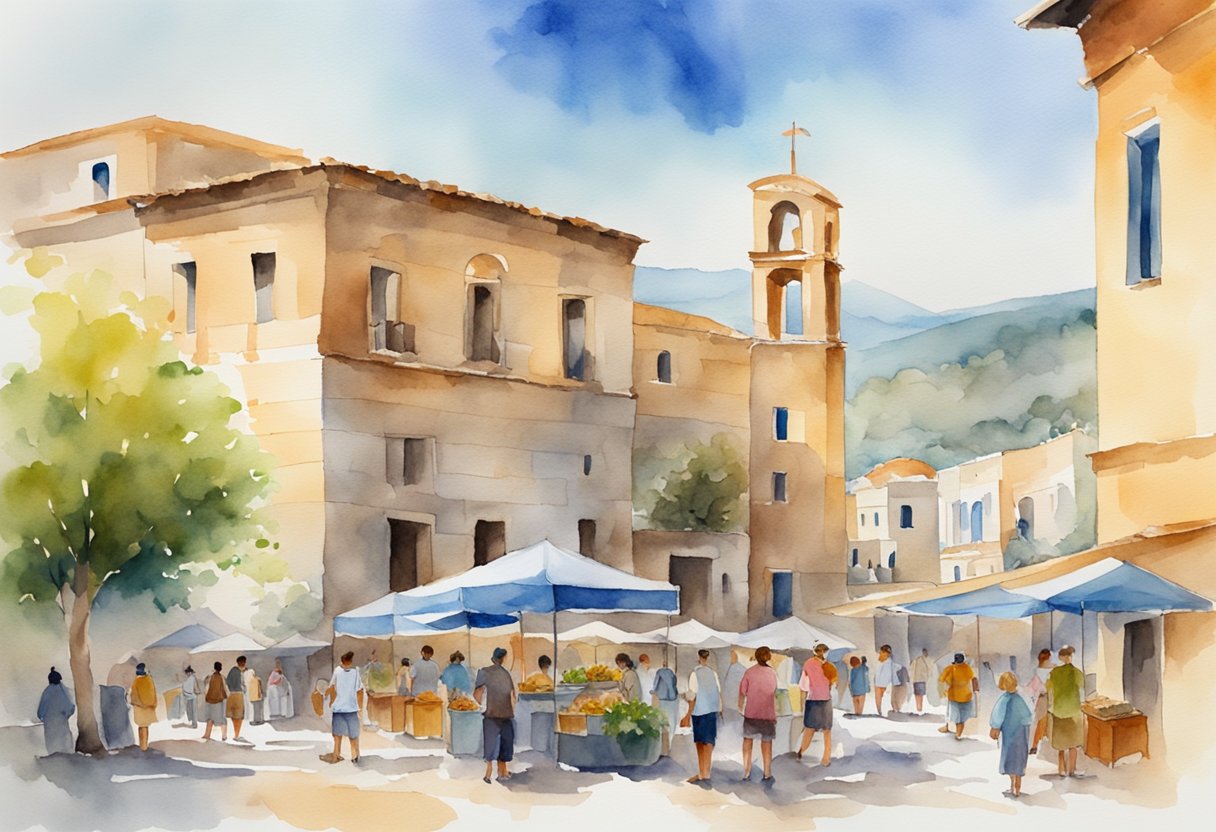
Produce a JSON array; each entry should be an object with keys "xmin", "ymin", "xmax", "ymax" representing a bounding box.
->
[
  {"xmin": 129, "ymin": 662, "xmax": 158, "ymax": 751},
  {"xmin": 937, "ymin": 653, "xmax": 978, "ymax": 739},
  {"xmin": 521, "ymin": 655, "xmax": 555, "ymax": 691}
]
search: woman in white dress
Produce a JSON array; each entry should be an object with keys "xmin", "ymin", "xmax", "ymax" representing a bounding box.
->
[{"xmin": 266, "ymin": 660, "xmax": 294, "ymax": 719}]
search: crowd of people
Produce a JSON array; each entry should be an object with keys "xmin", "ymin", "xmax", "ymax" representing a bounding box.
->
[{"xmin": 34, "ymin": 642, "xmax": 1091, "ymax": 798}]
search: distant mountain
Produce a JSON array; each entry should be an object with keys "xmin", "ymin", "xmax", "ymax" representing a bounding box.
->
[{"xmin": 632, "ymin": 267, "xmax": 752, "ymax": 333}]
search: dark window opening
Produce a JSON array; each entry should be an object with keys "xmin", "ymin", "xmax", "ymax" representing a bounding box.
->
[
  {"xmin": 474, "ymin": 520, "xmax": 506, "ymax": 566},
  {"xmin": 953, "ymin": 565, "xmax": 962, "ymax": 582},
  {"xmin": 252, "ymin": 252, "xmax": 276, "ymax": 324},
  {"xmin": 774, "ymin": 407, "xmax": 789, "ymax": 441},
  {"xmin": 721, "ymin": 573, "xmax": 731, "ymax": 595},
  {"xmin": 578, "ymin": 519, "xmax": 596, "ymax": 558},
  {"xmin": 772, "ymin": 571, "xmax": 793, "ymax": 618},
  {"xmin": 173, "ymin": 262, "xmax": 197, "ymax": 334},
  {"xmin": 656, "ymin": 350, "xmax": 672, "ymax": 383},
  {"xmin": 873, "ymin": 511, "xmax": 879, "ymax": 526},
  {"xmin": 389, "ymin": 519, "xmax": 427, "ymax": 592},
  {"xmin": 91, "ymin": 162, "xmax": 110, "ymax": 200},
  {"xmin": 371, "ymin": 267, "xmax": 413, "ymax": 353},
  {"xmin": 899, "ymin": 505, "xmax": 913, "ymax": 529},
  {"xmin": 469, "ymin": 284, "xmax": 500, "ymax": 362},
  {"xmin": 1126, "ymin": 123, "xmax": 1162, "ymax": 283},
  {"xmin": 670, "ymin": 556, "xmax": 711, "ymax": 620},
  {"xmin": 583, "ymin": 454, "xmax": 592, "ymax": 476},
  {"xmin": 851, "ymin": 548, "xmax": 859, "ymax": 567},
  {"xmin": 563, "ymin": 298, "xmax": 587, "ymax": 380},
  {"xmin": 772, "ymin": 472, "xmax": 788, "ymax": 503},
  {"xmin": 387, "ymin": 437, "xmax": 427, "ymax": 486},
  {"xmin": 888, "ymin": 551, "xmax": 896, "ymax": 569}
]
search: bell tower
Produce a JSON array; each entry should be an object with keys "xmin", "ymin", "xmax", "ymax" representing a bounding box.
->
[
  {"xmin": 747, "ymin": 152, "xmax": 842, "ymax": 343},
  {"xmin": 744, "ymin": 126, "xmax": 848, "ymax": 625}
]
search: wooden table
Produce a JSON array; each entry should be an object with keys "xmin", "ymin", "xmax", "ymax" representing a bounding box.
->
[
  {"xmin": 1082, "ymin": 708, "xmax": 1149, "ymax": 767},
  {"xmin": 367, "ymin": 693, "xmax": 408, "ymax": 732}
]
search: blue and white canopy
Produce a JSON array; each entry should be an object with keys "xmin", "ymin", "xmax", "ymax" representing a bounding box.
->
[
  {"xmin": 892, "ymin": 558, "xmax": 1211, "ymax": 619},
  {"xmin": 335, "ymin": 540, "xmax": 679, "ymax": 637}
]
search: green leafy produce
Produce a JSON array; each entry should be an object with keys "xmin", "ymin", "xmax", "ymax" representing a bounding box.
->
[
  {"xmin": 562, "ymin": 667, "xmax": 588, "ymax": 684},
  {"xmin": 602, "ymin": 699, "xmax": 666, "ymax": 741}
]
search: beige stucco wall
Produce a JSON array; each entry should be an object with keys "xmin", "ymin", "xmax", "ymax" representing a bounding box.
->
[{"xmin": 631, "ymin": 530, "xmax": 749, "ymax": 631}]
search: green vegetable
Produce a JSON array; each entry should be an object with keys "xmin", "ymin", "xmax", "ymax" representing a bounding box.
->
[
  {"xmin": 562, "ymin": 667, "xmax": 588, "ymax": 684},
  {"xmin": 602, "ymin": 699, "xmax": 666, "ymax": 741}
]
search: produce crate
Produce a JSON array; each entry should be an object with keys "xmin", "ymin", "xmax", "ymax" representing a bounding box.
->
[
  {"xmin": 557, "ymin": 713, "xmax": 588, "ymax": 735},
  {"xmin": 406, "ymin": 700, "xmax": 444, "ymax": 738},
  {"xmin": 368, "ymin": 693, "xmax": 407, "ymax": 732}
]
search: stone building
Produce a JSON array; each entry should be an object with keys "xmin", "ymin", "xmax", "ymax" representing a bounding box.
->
[
  {"xmin": 845, "ymin": 458, "xmax": 940, "ymax": 588},
  {"xmin": 1, "ymin": 118, "xmax": 850, "ymax": 632}
]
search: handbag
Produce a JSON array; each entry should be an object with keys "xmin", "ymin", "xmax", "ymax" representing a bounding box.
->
[{"xmin": 897, "ymin": 665, "xmax": 910, "ymax": 685}]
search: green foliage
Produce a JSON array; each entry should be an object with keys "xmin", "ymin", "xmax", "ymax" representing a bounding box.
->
[
  {"xmin": 846, "ymin": 310, "xmax": 1096, "ymax": 479},
  {"xmin": 602, "ymin": 699, "xmax": 667, "ymax": 741},
  {"xmin": 634, "ymin": 433, "xmax": 748, "ymax": 533},
  {"xmin": 0, "ymin": 268, "xmax": 281, "ymax": 612},
  {"xmin": 251, "ymin": 582, "xmax": 324, "ymax": 640}
]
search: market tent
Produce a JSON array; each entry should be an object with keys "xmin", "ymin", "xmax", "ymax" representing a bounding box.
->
[
  {"xmin": 385, "ymin": 540, "xmax": 680, "ymax": 617},
  {"xmin": 144, "ymin": 624, "xmax": 222, "ymax": 651},
  {"xmin": 334, "ymin": 595, "xmax": 518, "ymax": 637},
  {"xmin": 734, "ymin": 616, "xmax": 855, "ymax": 651},
  {"xmin": 271, "ymin": 633, "xmax": 330, "ymax": 655},
  {"xmin": 659, "ymin": 619, "xmax": 738, "ymax": 648},
  {"xmin": 1017, "ymin": 558, "xmax": 1212, "ymax": 614},
  {"xmin": 893, "ymin": 585, "xmax": 1052, "ymax": 619},
  {"xmin": 548, "ymin": 621, "xmax": 666, "ymax": 646},
  {"xmin": 189, "ymin": 633, "xmax": 268, "ymax": 655}
]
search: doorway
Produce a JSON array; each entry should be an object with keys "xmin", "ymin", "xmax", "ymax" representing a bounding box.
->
[
  {"xmin": 389, "ymin": 519, "xmax": 429, "ymax": 592},
  {"xmin": 1122, "ymin": 618, "xmax": 1159, "ymax": 713},
  {"xmin": 669, "ymin": 556, "xmax": 711, "ymax": 621}
]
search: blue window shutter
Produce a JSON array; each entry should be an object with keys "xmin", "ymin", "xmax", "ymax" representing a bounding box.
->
[
  {"xmin": 772, "ymin": 572, "xmax": 793, "ymax": 617},
  {"xmin": 774, "ymin": 407, "xmax": 789, "ymax": 441}
]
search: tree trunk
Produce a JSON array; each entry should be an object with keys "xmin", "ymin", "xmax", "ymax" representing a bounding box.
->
[{"xmin": 67, "ymin": 583, "xmax": 104, "ymax": 755}]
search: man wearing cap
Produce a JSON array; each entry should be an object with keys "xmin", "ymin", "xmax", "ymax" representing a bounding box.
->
[
  {"xmin": 938, "ymin": 652, "xmax": 978, "ymax": 739},
  {"xmin": 475, "ymin": 647, "xmax": 517, "ymax": 784}
]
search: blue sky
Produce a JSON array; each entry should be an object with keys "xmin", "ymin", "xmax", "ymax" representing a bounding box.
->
[{"xmin": 0, "ymin": 0, "xmax": 1096, "ymax": 310}]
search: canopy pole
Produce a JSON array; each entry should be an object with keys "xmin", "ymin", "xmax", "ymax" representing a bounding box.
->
[
  {"xmin": 665, "ymin": 615, "xmax": 671, "ymax": 667},
  {"xmin": 552, "ymin": 611, "xmax": 559, "ymax": 757},
  {"xmin": 975, "ymin": 617, "xmax": 981, "ymax": 713},
  {"xmin": 1080, "ymin": 602, "xmax": 1086, "ymax": 697},
  {"xmin": 518, "ymin": 613, "xmax": 525, "ymax": 680}
]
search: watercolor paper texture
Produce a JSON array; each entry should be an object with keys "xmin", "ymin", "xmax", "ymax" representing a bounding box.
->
[{"xmin": 0, "ymin": 1, "xmax": 1213, "ymax": 830}]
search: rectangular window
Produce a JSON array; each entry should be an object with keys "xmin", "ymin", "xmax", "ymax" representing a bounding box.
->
[
  {"xmin": 386, "ymin": 437, "xmax": 427, "ymax": 486},
  {"xmin": 468, "ymin": 284, "xmax": 500, "ymax": 362},
  {"xmin": 772, "ymin": 571, "xmax": 793, "ymax": 618},
  {"xmin": 899, "ymin": 505, "xmax": 913, "ymax": 529},
  {"xmin": 474, "ymin": 520, "xmax": 506, "ymax": 566},
  {"xmin": 578, "ymin": 519, "xmax": 596, "ymax": 558},
  {"xmin": 860, "ymin": 513, "xmax": 866, "ymax": 527},
  {"xmin": 173, "ymin": 262, "xmax": 197, "ymax": 334},
  {"xmin": 873, "ymin": 511, "xmax": 880, "ymax": 527},
  {"xmin": 784, "ymin": 280, "xmax": 803, "ymax": 336},
  {"xmin": 774, "ymin": 407, "xmax": 789, "ymax": 441},
  {"xmin": 563, "ymin": 297, "xmax": 587, "ymax": 380},
  {"xmin": 1126, "ymin": 122, "xmax": 1162, "ymax": 283},
  {"xmin": 252, "ymin": 252, "xmax": 276, "ymax": 323},
  {"xmin": 772, "ymin": 472, "xmax": 788, "ymax": 503},
  {"xmin": 583, "ymin": 454, "xmax": 592, "ymax": 476},
  {"xmin": 389, "ymin": 518, "xmax": 428, "ymax": 592}
]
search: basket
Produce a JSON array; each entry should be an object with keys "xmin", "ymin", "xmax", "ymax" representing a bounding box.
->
[{"xmin": 558, "ymin": 712, "xmax": 588, "ymax": 735}]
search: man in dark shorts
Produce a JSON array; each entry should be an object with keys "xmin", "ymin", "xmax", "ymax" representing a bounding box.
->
[
  {"xmin": 796, "ymin": 643, "xmax": 838, "ymax": 766},
  {"xmin": 474, "ymin": 646, "xmax": 516, "ymax": 784},
  {"xmin": 685, "ymin": 649, "xmax": 722, "ymax": 785}
]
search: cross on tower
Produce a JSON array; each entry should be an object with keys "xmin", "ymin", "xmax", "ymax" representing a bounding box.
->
[{"xmin": 782, "ymin": 121, "xmax": 811, "ymax": 175}]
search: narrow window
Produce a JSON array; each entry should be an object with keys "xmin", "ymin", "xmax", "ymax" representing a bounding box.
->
[
  {"xmin": 389, "ymin": 519, "xmax": 427, "ymax": 592},
  {"xmin": 851, "ymin": 548, "xmax": 859, "ymax": 567},
  {"xmin": 899, "ymin": 505, "xmax": 913, "ymax": 529},
  {"xmin": 970, "ymin": 501, "xmax": 984, "ymax": 542},
  {"xmin": 1018, "ymin": 496, "xmax": 1036, "ymax": 539},
  {"xmin": 656, "ymin": 350, "xmax": 672, "ymax": 383},
  {"xmin": 772, "ymin": 571, "xmax": 793, "ymax": 618},
  {"xmin": 91, "ymin": 162, "xmax": 111, "ymax": 201},
  {"xmin": 582, "ymin": 454, "xmax": 592, "ymax": 476},
  {"xmin": 774, "ymin": 407, "xmax": 789, "ymax": 441},
  {"xmin": 385, "ymin": 437, "xmax": 426, "ymax": 486},
  {"xmin": 473, "ymin": 520, "xmax": 506, "ymax": 566},
  {"xmin": 860, "ymin": 513, "xmax": 866, "ymax": 527},
  {"xmin": 469, "ymin": 285, "xmax": 499, "ymax": 362},
  {"xmin": 722, "ymin": 573, "xmax": 731, "ymax": 595},
  {"xmin": 873, "ymin": 511, "xmax": 879, "ymax": 526},
  {"xmin": 1126, "ymin": 123, "xmax": 1162, "ymax": 283},
  {"xmin": 173, "ymin": 262, "xmax": 197, "ymax": 334},
  {"xmin": 888, "ymin": 552, "xmax": 896, "ymax": 569},
  {"xmin": 953, "ymin": 565, "xmax": 962, "ymax": 582},
  {"xmin": 784, "ymin": 280, "xmax": 803, "ymax": 336},
  {"xmin": 370, "ymin": 267, "xmax": 411, "ymax": 352},
  {"xmin": 825, "ymin": 221, "xmax": 834, "ymax": 255},
  {"xmin": 958, "ymin": 501, "xmax": 969, "ymax": 532},
  {"xmin": 252, "ymin": 252, "xmax": 276, "ymax": 324},
  {"xmin": 578, "ymin": 519, "xmax": 596, "ymax": 558},
  {"xmin": 772, "ymin": 472, "xmax": 788, "ymax": 503},
  {"xmin": 563, "ymin": 298, "xmax": 587, "ymax": 380}
]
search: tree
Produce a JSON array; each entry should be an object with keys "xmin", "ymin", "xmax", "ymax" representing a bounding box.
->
[
  {"xmin": 0, "ymin": 265, "xmax": 281, "ymax": 754},
  {"xmin": 643, "ymin": 433, "xmax": 748, "ymax": 533}
]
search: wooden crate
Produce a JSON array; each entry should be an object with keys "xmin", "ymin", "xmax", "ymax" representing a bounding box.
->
[
  {"xmin": 406, "ymin": 700, "xmax": 444, "ymax": 738},
  {"xmin": 557, "ymin": 713, "xmax": 587, "ymax": 735},
  {"xmin": 368, "ymin": 693, "xmax": 407, "ymax": 732}
]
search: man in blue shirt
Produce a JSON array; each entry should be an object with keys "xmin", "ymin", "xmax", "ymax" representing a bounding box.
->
[{"xmin": 651, "ymin": 659, "xmax": 680, "ymax": 757}]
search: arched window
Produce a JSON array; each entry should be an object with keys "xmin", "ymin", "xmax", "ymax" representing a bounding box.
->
[
  {"xmin": 784, "ymin": 280, "xmax": 803, "ymax": 336},
  {"xmin": 873, "ymin": 512, "xmax": 880, "ymax": 527},
  {"xmin": 851, "ymin": 548, "xmax": 859, "ymax": 567},
  {"xmin": 767, "ymin": 201, "xmax": 802, "ymax": 252},
  {"xmin": 888, "ymin": 552, "xmax": 896, "ymax": 569},
  {"xmin": 656, "ymin": 350, "xmax": 672, "ymax": 383},
  {"xmin": 465, "ymin": 255, "xmax": 506, "ymax": 364},
  {"xmin": 953, "ymin": 565, "xmax": 962, "ymax": 582},
  {"xmin": 970, "ymin": 501, "xmax": 984, "ymax": 542},
  {"xmin": 91, "ymin": 162, "xmax": 111, "ymax": 200},
  {"xmin": 722, "ymin": 573, "xmax": 732, "ymax": 595},
  {"xmin": 583, "ymin": 454, "xmax": 592, "ymax": 476},
  {"xmin": 563, "ymin": 298, "xmax": 587, "ymax": 380},
  {"xmin": 899, "ymin": 505, "xmax": 913, "ymax": 529},
  {"xmin": 1017, "ymin": 496, "xmax": 1035, "ymax": 539}
]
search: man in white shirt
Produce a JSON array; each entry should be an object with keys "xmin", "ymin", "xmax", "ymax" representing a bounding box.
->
[
  {"xmin": 910, "ymin": 648, "xmax": 936, "ymax": 714},
  {"xmin": 321, "ymin": 651, "xmax": 364, "ymax": 764},
  {"xmin": 874, "ymin": 645, "xmax": 903, "ymax": 716},
  {"xmin": 636, "ymin": 654, "xmax": 655, "ymax": 705}
]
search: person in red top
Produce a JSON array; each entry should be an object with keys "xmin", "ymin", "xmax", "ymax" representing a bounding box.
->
[
  {"xmin": 738, "ymin": 646, "xmax": 779, "ymax": 783},
  {"xmin": 796, "ymin": 643, "xmax": 838, "ymax": 767}
]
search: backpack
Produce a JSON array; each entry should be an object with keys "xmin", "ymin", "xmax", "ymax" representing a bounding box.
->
[
  {"xmin": 205, "ymin": 672, "xmax": 225, "ymax": 704},
  {"xmin": 897, "ymin": 664, "xmax": 910, "ymax": 685}
]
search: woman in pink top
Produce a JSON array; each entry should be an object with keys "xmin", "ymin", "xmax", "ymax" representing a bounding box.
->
[{"xmin": 738, "ymin": 646, "xmax": 779, "ymax": 783}]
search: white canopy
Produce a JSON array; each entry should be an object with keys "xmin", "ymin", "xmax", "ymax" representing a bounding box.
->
[
  {"xmin": 734, "ymin": 616, "xmax": 854, "ymax": 652},
  {"xmin": 533, "ymin": 621, "xmax": 666, "ymax": 646},
  {"xmin": 189, "ymin": 633, "xmax": 267, "ymax": 655},
  {"xmin": 656, "ymin": 619, "xmax": 739, "ymax": 649},
  {"xmin": 270, "ymin": 633, "xmax": 330, "ymax": 655}
]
